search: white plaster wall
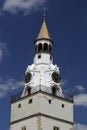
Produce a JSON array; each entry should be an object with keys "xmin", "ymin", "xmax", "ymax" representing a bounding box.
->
[
  {"xmin": 23, "ymin": 61, "xmax": 62, "ymax": 97},
  {"xmin": 30, "ymin": 64, "xmax": 54, "ymax": 87},
  {"xmin": 41, "ymin": 116, "xmax": 73, "ymax": 130},
  {"xmin": 34, "ymin": 54, "xmax": 52, "ymax": 64},
  {"xmin": 10, "ymin": 115, "xmax": 73, "ymax": 130},
  {"xmin": 11, "ymin": 93, "xmax": 73, "ymax": 123},
  {"xmin": 10, "ymin": 117, "xmax": 38, "ymax": 130},
  {"xmin": 38, "ymin": 93, "xmax": 73, "ymax": 122},
  {"xmin": 11, "ymin": 94, "xmax": 40, "ymax": 122}
]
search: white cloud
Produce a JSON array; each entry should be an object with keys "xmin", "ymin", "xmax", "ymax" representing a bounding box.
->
[
  {"xmin": 75, "ymin": 85, "xmax": 85, "ymax": 92},
  {"xmin": 2, "ymin": 0, "xmax": 48, "ymax": 14},
  {"xmin": 0, "ymin": 78, "xmax": 24, "ymax": 98},
  {"xmin": 74, "ymin": 94, "xmax": 87, "ymax": 107},
  {"xmin": 0, "ymin": 43, "xmax": 8, "ymax": 63},
  {"xmin": 74, "ymin": 123, "xmax": 87, "ymax": 130},
  {"xmin": 60, "ymin": 79, "xmax": 68, "ymax": 87}
]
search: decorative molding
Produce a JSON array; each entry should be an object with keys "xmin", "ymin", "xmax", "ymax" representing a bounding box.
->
[
  {"xmin": 10, "ymin": 113, "xmax": 73, "ymax": 125},
  {"xmin": 11, "ymin": 91, "xmax": 73, "ymax": 104}
]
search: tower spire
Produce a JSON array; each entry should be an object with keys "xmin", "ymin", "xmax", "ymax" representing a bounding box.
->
[{"xmin": 36, "ymin": 10, "xmax": 52, "ymax": 41}]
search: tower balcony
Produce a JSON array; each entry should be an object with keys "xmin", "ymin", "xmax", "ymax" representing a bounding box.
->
[{"xmin": 11, "ymin": 86, "xmax": 73, "ymax": 103}]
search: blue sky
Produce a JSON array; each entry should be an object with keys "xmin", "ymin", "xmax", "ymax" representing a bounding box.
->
[{"xmin": 0, "ymin": 0, "xmax": 87, "ymax": 130}]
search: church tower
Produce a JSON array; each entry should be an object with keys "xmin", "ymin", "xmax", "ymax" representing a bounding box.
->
[{"xmin": 10, "ymin": 14, "xmax": 73, "ymax": 130}]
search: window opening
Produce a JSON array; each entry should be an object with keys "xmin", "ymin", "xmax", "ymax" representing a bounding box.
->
[
  {"xmin": 38, "ymin": 54, "xmax": 41, "ymax": 59},
  {"xmin": 44, "ymin": 43, "xmax": 48, "ymax": 52},
  {"xmin": 54, "ymin": 126, "xmax": 59, "ymax": 130},
  {"xmin": 38, "ymin": 43, "xmax": 42, "ymax": 53},
  {"xmin": 27, "ymin": 87, "xmax": 31, "ymax": 95},
  {"xmin": 62, "ymin": 104, "xmax": 65, "ymax": 108},
  {"xmin": 18, "ymin": 104, "xmax": 21, "ymax": 108},
  {"xmin": 22, "ymin": 126, "xmax": 26, "ymax": 130},
  {"xmin": 29, "ymin": 99, "xmax": 32, "ymax": 104},
  {"xmin": 49, "ymin": 100, "xmax": 52, "ymax": 104},
  {"xmin": 52, "ymin": 87, "xmax": 56, "ymax": 95}
]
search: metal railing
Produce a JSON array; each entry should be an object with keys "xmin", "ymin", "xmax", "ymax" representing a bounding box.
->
[{"xmin": 11, "ymin": 86, "xmax": 73, "ymax": 102}]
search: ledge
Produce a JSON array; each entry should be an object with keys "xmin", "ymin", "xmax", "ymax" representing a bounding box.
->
[
  {"xmin": 11, "ymin": 90, "xmax": 73, "ymax": 103},
  {"xmin": 10, "ymin": 113, "xmax": 74, "ymax": 125}
]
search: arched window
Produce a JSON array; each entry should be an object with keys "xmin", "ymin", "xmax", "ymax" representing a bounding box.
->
[
  {"xmin": 38, "ymin": 43, "xmax": 42, "ymax": 53},
  {"xmin": 49, "ymin": 45, "xmax": 52, "ymax": 54},
  {"xmin": 44, "ymin": 43, "xmax": 48, "ymax": 52}
]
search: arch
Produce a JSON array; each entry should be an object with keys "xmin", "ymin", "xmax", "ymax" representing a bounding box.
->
[
  {"xmin": 38, "ymin": 43, "xmax": 42, "ymax": 53},
  {"xmin": 43, "ymin": 43, "xmax": 48, "ymax": 52}
]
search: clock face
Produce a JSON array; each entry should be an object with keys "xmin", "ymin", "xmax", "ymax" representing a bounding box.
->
[
  {"xmin": 52, "ymin": 72, "xmax": 61, "ymax": 83},
  {"xmin": 24, "ymin": 72, "xmax": 32, "ymax": 83}
]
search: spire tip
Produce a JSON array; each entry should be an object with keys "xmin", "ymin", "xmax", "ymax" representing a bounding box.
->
[{"xmin": 43, "ymin": 8, "xmax": 46, "ymax": 19}]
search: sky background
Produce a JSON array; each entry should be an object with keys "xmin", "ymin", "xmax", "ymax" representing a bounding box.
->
[{"xmin": 0, "ymin": 0, "xmax": 87, "ymax": 130}]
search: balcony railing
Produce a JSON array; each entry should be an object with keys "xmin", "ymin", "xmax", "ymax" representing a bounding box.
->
[{"xmin": 11, "ymin": 87, "xmax": 73, "ymax": 103}]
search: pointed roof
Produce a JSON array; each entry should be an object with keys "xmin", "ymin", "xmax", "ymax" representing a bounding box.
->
[{"xmin": 36, "ymin": 14, "xmax": 52, "ymax": 41}]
